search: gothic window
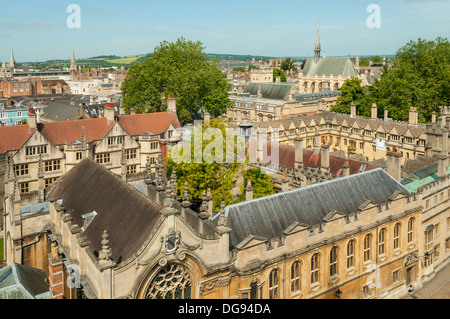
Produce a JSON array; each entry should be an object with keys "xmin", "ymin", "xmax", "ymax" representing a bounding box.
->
[
  {"xmin": 310, "ymin": 253, "xmax": 319, "ymax": 284},
  {"xmin": 290, "ymin": 261, "xmax": 300, "ymax": 293},
  {"xmin": 145, "ymin": 263, "xmax": 192, "ymax": 300},
  {"xmin": 394, "ymin": 223, "xmax": 401, "ymax": 249},
  {"xmin": 329, "ymin": 246, "xmax": 338, "ymax": 277},
  {"xmin": 268, "ymin": 269, "xmax": 279, "ymax": 299},
  {"xmin": 364, "ymin": 234, "xmax": 372, "ymax": 262},
  {"xmin": 250, "ymin": 281, "xmax": 258, "ymax": 299},
  {"xmin": 378, "ymin": 228, "xmax": 386, "ymax": 255},
  {"xmin": 347, "ymin": 240, "xmax": 355, "ymax": 268}
]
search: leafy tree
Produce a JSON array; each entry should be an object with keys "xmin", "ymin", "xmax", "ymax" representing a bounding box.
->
[
  {"xmin": 371, "ymin": 55, "xmax": 383, "ymax": 64},
  {"xmin": 233, "ymin": 66, "xmax": 246, "ymax": 72},
  {"xmin": 248, "ymin": 65, "xmax": 259, "ymax": 71},
  {"xmin": 121, "ymin": 37, "xmax": 232, "ymax": 124},
  {"xmin": 273, "ymin": 68, "xmax": 287, "ymax": 82},
  {"xmin": 236, "ymin": 168, "xmax": 275, "ymax": 202},
  {"xmin": 359, "ymin": 58, "xmax": 370, "ymax": 67},
  {"xmin": 280, "ymin": 57, "xmax": 295, "ymax": 71},
  {"xmin": 371, "ymin": 37, "xmax": 450, "ymax": 123},
  {"xmin": 330, "ymin": 77, "xmax": 374, "ymax": 117},
  {"xmin": 165, "ymin": 118, "xmax": 275, "ymax": 210}
]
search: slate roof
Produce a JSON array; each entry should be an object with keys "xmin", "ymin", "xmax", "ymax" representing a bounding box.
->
[
  {"xmin": 244, "ymin": 83, "xmax": 292, "ymax": 100},
  {"xmin": 40, "ymin": 102, "xmax": 83, "ymax": 122},
  {"xmin": 47, "ymin": 158, "xmax": 162, "ymax": 264},
  {"xmin": 213, "ymin": 168, "xmax": 410, "ymax": 249},
  {"xmin": 302, "ymin": 57, "xmax": 358, "ymax": 77},
  {"xmin": 0, "ymin": 263, "xmax": 51, "ymax": 299}
]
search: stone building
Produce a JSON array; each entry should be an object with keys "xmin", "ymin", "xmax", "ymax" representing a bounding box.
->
[
  {"xmin": 4, "ymin": 154, "xmax": 448, "ymax": 299},
  {"xmin": 0, "ymin": 102, "xmax": 180, "ymax": 228}
]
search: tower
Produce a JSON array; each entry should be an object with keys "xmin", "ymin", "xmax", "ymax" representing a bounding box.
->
[
  {"xmin": 314, "ymin": 24, "xmax": 321, "ymax": 64},
  {"xmin": 9, "ymin": 49, "xmax": 17, "ymax": 68},
  {"xmin": 70, "ymin": 49, "xmax": 77, "ymax": 73}
]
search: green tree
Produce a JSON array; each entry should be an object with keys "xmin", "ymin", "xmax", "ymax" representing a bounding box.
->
[
  {"xmin": 121, "ymin": 37, "xmax": 232, "ymax": 124},
  {"xmin": 165, "ymin": 118, "xmax": 275, "ymax": 210},
  {"xmin": 371, "ymin": 37, "xmax": 450, "ymax": 122},
  {"xmin": 371, "ymin": 55, "xmax": 383, "ymax": 64},
  {"xmin": 248, "ymin": 65, "xmax": 259, "ymax": 71},
  {"xmin": 236, "ymin": 168, "xmax": 275, "ymax": 202},
  {"xmin": 273, "ymin": 68, "xmax": 287, "ymax": 82},
  {"xmin": 233, "ymin": 66, "xmax": 246, "ymax": 72},
  {"xmin": 280, "ymin": 57, "xmax": 295, "ymax": 71},
  {"xmin": 330, "ymin": 77, "xmax": 374, "ymax": 117}
]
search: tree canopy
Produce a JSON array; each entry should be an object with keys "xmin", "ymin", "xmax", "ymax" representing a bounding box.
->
[
  {"xmin": 165, "ymin": 118, "xmax": 275, "ymax": 210},
  {"xmin": 273, "ymin": 68, "xmax": 287, "ymax": 82},
  {"xmin": 371, "ymin": 37, "xmax": 450, "ymax": 123},
  {"xmin": 330, "ymin": 77, "xmax": 374, "ymax": 117},
  {"xmin": 121, "ymin": 37, "xmax": 232, "ymax": 124},
  {"xmin": 280, "ymin": 58, "xmax": 295, "ymax": 71}
]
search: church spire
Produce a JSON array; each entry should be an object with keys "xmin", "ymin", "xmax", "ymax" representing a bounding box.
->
[
  {"xmin": 314, "ymin": 24, "xmax": 321, "ymax": 64},
  {"xmin": 70, "ymin": 49, "xmax": 77, "ymax": 73}
]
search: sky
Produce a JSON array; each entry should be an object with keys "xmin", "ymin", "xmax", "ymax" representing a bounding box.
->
[{"xmin": 0, "ymin": 0, "xmax": 449, "ymax": 62}]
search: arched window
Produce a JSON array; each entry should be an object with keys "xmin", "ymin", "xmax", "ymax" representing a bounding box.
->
[
  {"xmin": 407, "ymin": 218, "xmax": 414, "ymax": 243},
  {"xmin": 347, "ymin": 240, "xmax": 355, "ymax": 268},
  {"xmin": 394, "ymin": 223, "xmax": 401, "ymax": 249},
  {"xmin": 378, "ymin": 228, "xmax": 386, "ymax": 255},
  {"xmin": 311, "ymin": 253, "xmax": 320, "ymax": 284},
  {"xmin": 330, "ymin": 246, "xmax": 338, "ymax": 277},
  {"xmin": 364, "ymin": 234, "xmax": 371, "ymax": 262},
  {"xmin": 291, "ymin": 261, "xmax": 300, "ymax": 292},
  {"xmin": 145, "ymin": 263, "xmax": 192, "ymax": 299},
  {"xmin": 268, "ymin": 269, "xmax": 279, "ymax": 299}
]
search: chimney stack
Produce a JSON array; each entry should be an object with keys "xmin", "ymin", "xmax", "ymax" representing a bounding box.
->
[
  {"xmin": 350, "ymin": 103, "xmax": 356, "ymax": 117},
  {"xmin": 386, "ymin": 151, "xmax": 402, "ymax": 182},
  {"xmin": 371, "ymin": 103, "xmax": 377, "ymax": 119},
  {"xmin": 438, "ymin": 154, "xmax": 448, "ymax": 178},
  {"xmin": 70, "ymin": 97, "xmax": 75, "ymax": 106},
  {"xmin": 320, "ymin": 144, "xmax": 330, "ymax": 172},
  {"xmin": 282, "ymin": 171, "xmax": 289, "ymax": 192},
  {"xmin": 28, "ymin": 108, "xmax": 37, "ymax": 132},
  {"xmin": 167, "ymin": 95, "xmax": 177, "ymax": 114},
  {"xmin": 294, "ymin": 137, "xmax": 303, "ymax": 170},
  {"xmin": 384, "ymin": 107, "xmax": 388, "ymax": 121},
  {"xmin": 104, "ymin": 103, "xmax": 115, "ymax": 124},
  {"xmin": 245, "ymin": 179, "xmax": 253, "ymax": 201},
  {"xmin": 409, "ymin": 107, "xmax": 418, "ymax": 125},
  {"xmin": 432, "ymin": 111, "xmax": 436, "ymax": 123},
  {"xmin": 342, "ymin": 161, "xmax": 350, "ymax": 176},
  {"xmin": 275, "ymin": 76, "xmax": 281, "ymax": 83}
]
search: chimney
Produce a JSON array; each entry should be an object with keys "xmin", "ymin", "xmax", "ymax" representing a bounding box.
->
[
  {"xmin": 7, "ymin": 97, "xmax": 12, "ymax": 106},
  {"xmin": 350, "ymin": 103, "xmax": 356, "ymax": 117},
  {"xmin": 409, "ymin": 107, "xmax": 418, "ymax": 125},
  {"xmin": 342, "ymin": 161, "xmax": 350, "ymax": 176},
  {"xmin": 432, "ymin": 111, "xmax": 436, "ymax": 123},
  {"xmin": 167, "ymin": 95, "xmax": 177, "ymax": 114},
  {"xmin": 28, "ymin": 108, "xmax": 37, "ymax": 131},
  {"xmin": 70, "ymin": 97, "xmax": 75, "ymax": 106},
  {"xmin": 320, "ymin": 144, "xmax": 330, "ymax": 172},
  {"xmin": 294, "ymin": 138, "xmax": 303, "ymax": 170},
  {"xmin": 204, "ymin": 111, "xmax": 210, "ymax": 125},
  {"xmin": 438, "ymin": 154, "xmax": 448, "ymax": 178},
  {"xmin": 245, "ymin": 179, "xmax": 253, "ymax": 201},
  {"xmin": 386, "ymin": 151, "xmax": 402, "ymax": 182},
  {"xmin": 104, "ymin": 103, "xmax": 115, "ymax": 124},
  {"xmin": 282, "ymin": 171, "xmax": 289, "ymax": 192},
  {"xmin": 371, "ymin": 103, "xmax": 377, "ymax": 119},
  {"xmin": 384, "ymin": 107, "xmax": 388, "ymax": 121}
]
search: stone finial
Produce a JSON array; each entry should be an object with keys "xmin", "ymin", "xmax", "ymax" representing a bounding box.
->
[
  {"xmin": 217, "ymin": 201, "xmax": 227, "ymax": 227},
  {"xmin": 181, "ymin": 181, "xmax": 191, "ymax": 207},
  {"xmin": 99, "ymin": 230, "xmax": 112, "ymax": 261},
  {"xmin": 121, "ymin": 142, "xmax": 126, "ymax": 166},
  {"xmin": 51, "ymin": 242, "xmax": 59, "ymax": 260},
  {"xmin": 245, "ymin": 179, "xmax": 253, "ymax": 192}
]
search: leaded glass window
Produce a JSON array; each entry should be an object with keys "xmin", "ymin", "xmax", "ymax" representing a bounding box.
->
[{"xmin": 145, "ymin": 264, "xmax": 192, "ymax": 299}]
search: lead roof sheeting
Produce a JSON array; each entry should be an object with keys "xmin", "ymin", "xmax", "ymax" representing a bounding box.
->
[{"xmin": 219, "ymin": 168, "xmax": 410, "ymax": 249}]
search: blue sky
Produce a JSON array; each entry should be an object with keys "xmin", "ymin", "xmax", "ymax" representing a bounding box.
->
[{"xmin": 0, "ymin": 0, "xmax": 449, "ymax": 62}]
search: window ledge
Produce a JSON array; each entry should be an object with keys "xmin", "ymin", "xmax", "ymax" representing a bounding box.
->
[{"xmin": 310, "ymin": 282, "xmax": 321, "ymax": 292}]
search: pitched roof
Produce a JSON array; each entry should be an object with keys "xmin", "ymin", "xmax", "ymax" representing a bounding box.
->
[
  {"xmin": 117, "ymin": 112, "xmax": 180, "ymax": 137},
  {"xmin": 0, "ymin": 263, "xmax": 51, "ymax": 299},
  {"xmin": 0, "ymin": 124, "xmax": 34, "ymax": 154},
  {"xmin": 244, "ymin": 83, "xmax": 292, "ymax": 100},
  {"xmin": 47, "ymin": 158, "xmax": 162, "ymax": 264},
  {"xmin": 214, "ymin": 169, "xmax": 410, "ymax": 248},
  {"xmin": 38, "ymin": 117, "xmax": 113, "ymax": 145},
  {"xmin": 302, "ymin": 57, "xmax": 358, "ymax": 77}
]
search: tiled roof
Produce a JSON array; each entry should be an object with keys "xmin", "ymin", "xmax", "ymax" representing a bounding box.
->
[
  {"xmin": 117, "ymin": 112, "xmax": 180, "ymax": 136},
  {"xmin": 0, "ymin": 125, "xmax": 34, "ymax": 154},
  {"xmin": 38, "ymin": 117, "xmax": 113, "ymax": 145}
]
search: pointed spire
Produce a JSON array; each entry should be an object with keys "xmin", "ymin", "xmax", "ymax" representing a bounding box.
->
[
  {"xmin": 181, "ymin": 181, "xmax": 191, "ymax": 207},
  {"xmin": 217, "ymin": 201, "xmax": 227, "ymax": 227},
  {"xmin": 314, "ymin": 23, "xmax": 321, "ymax": 63},
  {"xmin": 10, "ymin": 49, "xmax": 14, "ymax": 62}
]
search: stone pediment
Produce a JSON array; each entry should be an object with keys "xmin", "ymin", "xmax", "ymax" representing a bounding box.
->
[
  {"xmin": 322, "ymin": 210, "xmax": 346, "ymax": 223},
  {"xmin": 235, "ymin": 235, "xmax": 268, "ymax": 250},
  {"xmin": 283, "ymin": 221, "xmax": 310, "ymax": 235}
]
